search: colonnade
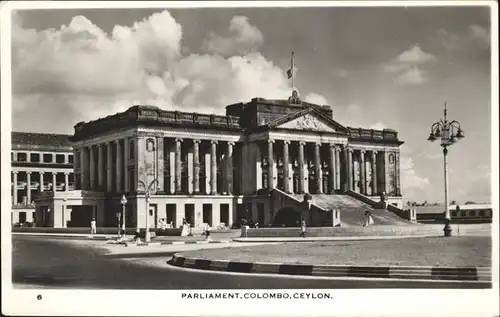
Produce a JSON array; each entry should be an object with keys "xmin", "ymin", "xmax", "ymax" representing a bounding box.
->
[
  {"xmin": 168, "ymin": 138, "xmax": 235, "ymax": 195},
  {"xmin": 75, "ymin": 137, "xmax": 237, "ymax": 195},
  {"xmin": 12, "ymin": 171, "xmax": 73, "ymax": 205},
  {"xmin": 75, "ymin": 137, "xmax": 400, "ymax": 197},
  {"xmin": 75, "ymin": 138, "xmax": 131, "ymax": 193},
  {"xmin": 260, "ymin": 139, "xmax": 394, "ymax": 196}
]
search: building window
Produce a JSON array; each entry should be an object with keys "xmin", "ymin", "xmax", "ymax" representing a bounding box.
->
[
  {"xmin": 30, "ymin": 153, "xmax": 40, "ymax": 162},
  {"xmin": 11, "ymin": 152, "xmax": 13, "ymax": 161},
  {"xmin": 55, "ymin": 154, "xmax": 65, "ymax": 163},
  {"xmin": 452, "ymin": 211, "xmax": 458, "ymax": 217},
  {"xmin": 469, "ymin": 211, "xmax": 476, "ymax": 217},
  {"xmin": 129, "ymin": 140, "xmax": 135, "ymax": 159},
  {"xmin": 19, "ymin": 212, "xmax": 26, "ymax": 224},
  {"xmin": 43, "ymin": 153, "xmax": 53, "ymax": 163},
  {"xmin": 460, "ymin": 210, "xmax": 466, "ymax": 217},
  {"xmin": 68, "ymin": 155, "xmax": 74, "ymax": 163},
  {"xmin": 17, "ymin": 152, "xmax": 27, "ymax": 162},
  {"xmin": 479, "ymin": 210, "xmax": 485, "ymax": 217}
]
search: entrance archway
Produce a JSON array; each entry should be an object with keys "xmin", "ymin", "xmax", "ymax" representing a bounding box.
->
[{"xmin": 272, "ymin": 206, "xmax": 300, "ymax": 227}]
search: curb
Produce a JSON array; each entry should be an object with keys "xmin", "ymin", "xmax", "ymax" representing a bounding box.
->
[
  {"xmin": 125, "ymin": 240, "xmax": 232, "ymax": 247},
  {"xmin": 13, "ymin": 233, "xmax": 113, "ymax": 241},
  {"xmin": 232, "ymin": 235, "xmax": 440, "ymax": 242},
  {"xmin": 167, "ymin": 255, "xmax": 492, "ymax": 282}
]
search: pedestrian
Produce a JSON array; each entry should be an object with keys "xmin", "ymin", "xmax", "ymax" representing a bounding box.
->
[
  {"xmin": 90, "ymin": 218, "xmax": 97, "ymax": 236},
  {"xmin": 368, "ymin": 212, "xmax": 375, "ymax": 226},
  {"xmin": 299, "ymin": 218, "xmax": 307, "ymax": 238},
  {"xmin": 364, "ymin": 211, "xmax": 374, "ymax": 227},
  {"xmin": 204, "ymin": 224, "xmax": 211, "ymax": 241}
]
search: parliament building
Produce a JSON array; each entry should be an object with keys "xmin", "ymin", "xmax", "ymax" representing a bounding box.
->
[{"xmin": 33, "ymin": 93, "xmax": 405, "ymax": 229}]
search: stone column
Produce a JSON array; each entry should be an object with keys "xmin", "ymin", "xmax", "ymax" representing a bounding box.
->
[
  {"xmin": 210, "ymin": 140, "xmax": 218, "ymax": 195},
  {"xmin": 372, "ymin": 151, "xmax": 378, "ymax": 195},
  {"xmin": 80, "ymin": 149, "xmax": 86, "ymax": 190},
  {"xmin": 335, "ymin": 146, "xmax": 341, "ymax": 190},
  {"xmin": 267, "ymin": 140, "xmax": 275, "ymax": 189},
  {"xmin": 64, "ymin": 172, "xmax": 69, "ymax": 191},
  {"xmin": 226, "ymin": 142, "xmax": 234, "ymax": 194},
  {"xmin": 26, "ymin": 172, "xmax": 31, "ymax": 205},
  {"xmin": 282, "ymin": 140, "xmax": 290, "ymax": 193},
  {"xmin": 106, "ymin": 143, "xmax": 113, "ymax": 192},
  {"xmin": 123, "ymin": 138, "xmax": 129, "ymax": 193},
  {"xmin": 26, "ymin": 172, "xmax": 31, "ymax": 204},
  {"xmin": 328, "ymin": 144, "xmax": 335, "ymax": 194},
  {"xmin": 52, "ymin": 172, "xmax": 57, "ymax": 192},
  {"xmin": 347, "ymin": 147, "xmax": 353, "ymax": 191},
  {"xmin": 298, "ymin": 141, "xmax": 305, "ymax": 194},
  {"xmin": 313, "ymin": 142, "xmax": 322, "ymax": 194},
  {"xmin": 175, "ymin": 138, "xmax": 183, "ymax": 193},
  {"xmin": 13, "ymin": 172, "xmax": 18, "ymax": 205},
  {"xmin": 193, "ymin": 139, "xmax": 201, "ymax": 193},
  {"xmin": 89, "ymin": 146, "xmax": 96, "ymax": 190},
  {"xmin": 360, "ymin": 149, "xmax": 366, "ymax": 194},
  {"xmin": 97, "ymin": 144, "xmax": 104, "ymax": 190},
  {"xmin": 115, "ymin": 140, "xmax": 123, "ymax": 193},
  {"xmin": 40, "ymin": 172, "xmax": 45, "ymax": 192},
  {"xmin": 395, "ymin": 151, "xmax": 401, "ymax": 196}
]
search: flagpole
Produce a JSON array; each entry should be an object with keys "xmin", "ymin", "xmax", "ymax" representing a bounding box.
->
[{"xmin": 291, "ymin": 52, "xmax": 295, "ymax": 92}]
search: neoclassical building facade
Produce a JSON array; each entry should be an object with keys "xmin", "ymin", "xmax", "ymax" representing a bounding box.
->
[
  {"xmin": 34, "ymin": 95, "xmax": 404, "ymax": 228},
  {"xmin": 11, "ymin": 132, "xmax": 74, "ymax": 225}
]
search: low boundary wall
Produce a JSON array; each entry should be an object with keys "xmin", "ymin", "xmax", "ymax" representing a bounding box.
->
[{"xmin": 242, "ymin": 223, "xmax": 492, "ymax": 237}]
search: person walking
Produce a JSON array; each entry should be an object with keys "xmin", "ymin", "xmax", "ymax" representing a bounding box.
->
[
  {"xmin": 299, "ymin": 218, "xmax": 307, "ymax": 238},
  {"xmin": 90, "ymin": 218, "xmax": 97, "ymax": 236}
]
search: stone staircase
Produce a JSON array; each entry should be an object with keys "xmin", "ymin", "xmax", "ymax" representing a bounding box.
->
[{"xmin": 293, "ymin": 194, "xmax": 411, "ymax": 226}]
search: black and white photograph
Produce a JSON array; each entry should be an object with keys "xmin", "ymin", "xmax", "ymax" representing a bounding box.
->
[{"xmin": 1, "ymin": 1, "xmax": 498, "ymax": 316}]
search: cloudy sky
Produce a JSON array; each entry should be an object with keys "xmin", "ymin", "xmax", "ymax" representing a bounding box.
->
[{"xmin": 9, "ymin": 5, "xmax": 492, "ymax": 203}]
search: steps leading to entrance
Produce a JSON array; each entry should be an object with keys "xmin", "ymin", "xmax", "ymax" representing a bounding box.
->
[{"xmin": 293, "ymin": 194, "xmax": 410, "ymax": 226}]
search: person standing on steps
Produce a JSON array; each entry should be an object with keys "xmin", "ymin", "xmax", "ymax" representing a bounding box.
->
[{"xmin": 299, "ymin": 218, "xmax": 307, "ymax": 238}]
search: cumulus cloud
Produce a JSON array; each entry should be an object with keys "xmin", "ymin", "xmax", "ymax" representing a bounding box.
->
[
  {"xmin": 11, "ymin": 11, "xmax": 305, "ymax": 132},
  {"xmin": 397, "ymin": 45, "xmax": 436, "ymax": 64},
  {"xmin": 383, "ymin": 44, "xmax": 435, "ymax": 85},
  {"xmin": 202, "ymin": 16, "xmax": 264, "ymax": 56},
  {"xmin": 369, "ymin": 122, "xmax": 386, "ymax": 130},
  {"xmin": 304, "ymin": 92, "xmax": 329, "ymax": 105},
  {"xmin": 400, "ymin": 155, "xmax": 431, "ymax": 199},
  {"xmin": 394, "ymin": 67, "xmax": 427, "ymax": 85},
  {"xmin": 468, "ymin": 24, "xmax": 489, "ymax": 45}
]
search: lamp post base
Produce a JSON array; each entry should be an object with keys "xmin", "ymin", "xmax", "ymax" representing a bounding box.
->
[{"xmin": 443, "ymin": 223, "xmax": 453, "ymax": 237}]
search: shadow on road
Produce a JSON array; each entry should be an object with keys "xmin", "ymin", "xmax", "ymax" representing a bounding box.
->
[{"xmin": 104, "ymin": 252, "xmax": 176, "ymax": 259}]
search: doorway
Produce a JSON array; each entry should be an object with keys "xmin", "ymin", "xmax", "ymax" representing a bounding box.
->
[
  {"xmin": 184, "ymin": 204, "xmax": 194, "ymax": 227},
  {"xmin": 166, "ymin": 204, "xmax": 176, "ymax": 228},
  {"xmin": 203, "ymin": 204, "xmax": 213, "ymax": 226},
  {"xmin": 149, "ymin": 204, "xmax": 157, "ymax": 229}
]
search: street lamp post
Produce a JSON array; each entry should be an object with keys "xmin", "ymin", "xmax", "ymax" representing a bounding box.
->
[
  {"xmin": 138, "ymin": 179, "xmax": 159, "ymax": 243},
  {"xmin": 121, "ymin": 194, "xmax": 127, "ymax": 239},
  {"xmin": 427, "ymin": 103, "xmax": 464, "ymax": 237}
]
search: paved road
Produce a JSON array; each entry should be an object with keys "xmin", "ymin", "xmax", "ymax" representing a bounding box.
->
[{"xmin": 12, "ymin": 236, "xmax": 489, "ymax": 289}]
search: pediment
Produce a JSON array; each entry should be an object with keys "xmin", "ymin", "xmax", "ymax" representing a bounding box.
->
[{"xmin": 277, "ymin": 113, "xmax": 337, "ymax": 133}]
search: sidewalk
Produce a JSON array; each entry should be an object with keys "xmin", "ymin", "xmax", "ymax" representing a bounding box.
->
[
  {"xmin": 233, "ymin": 235, "xmax": 439, "ymax": 242},
  {"xmin": 12, "ymin": 232, "xmax": 115, "ymax": 241}
]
